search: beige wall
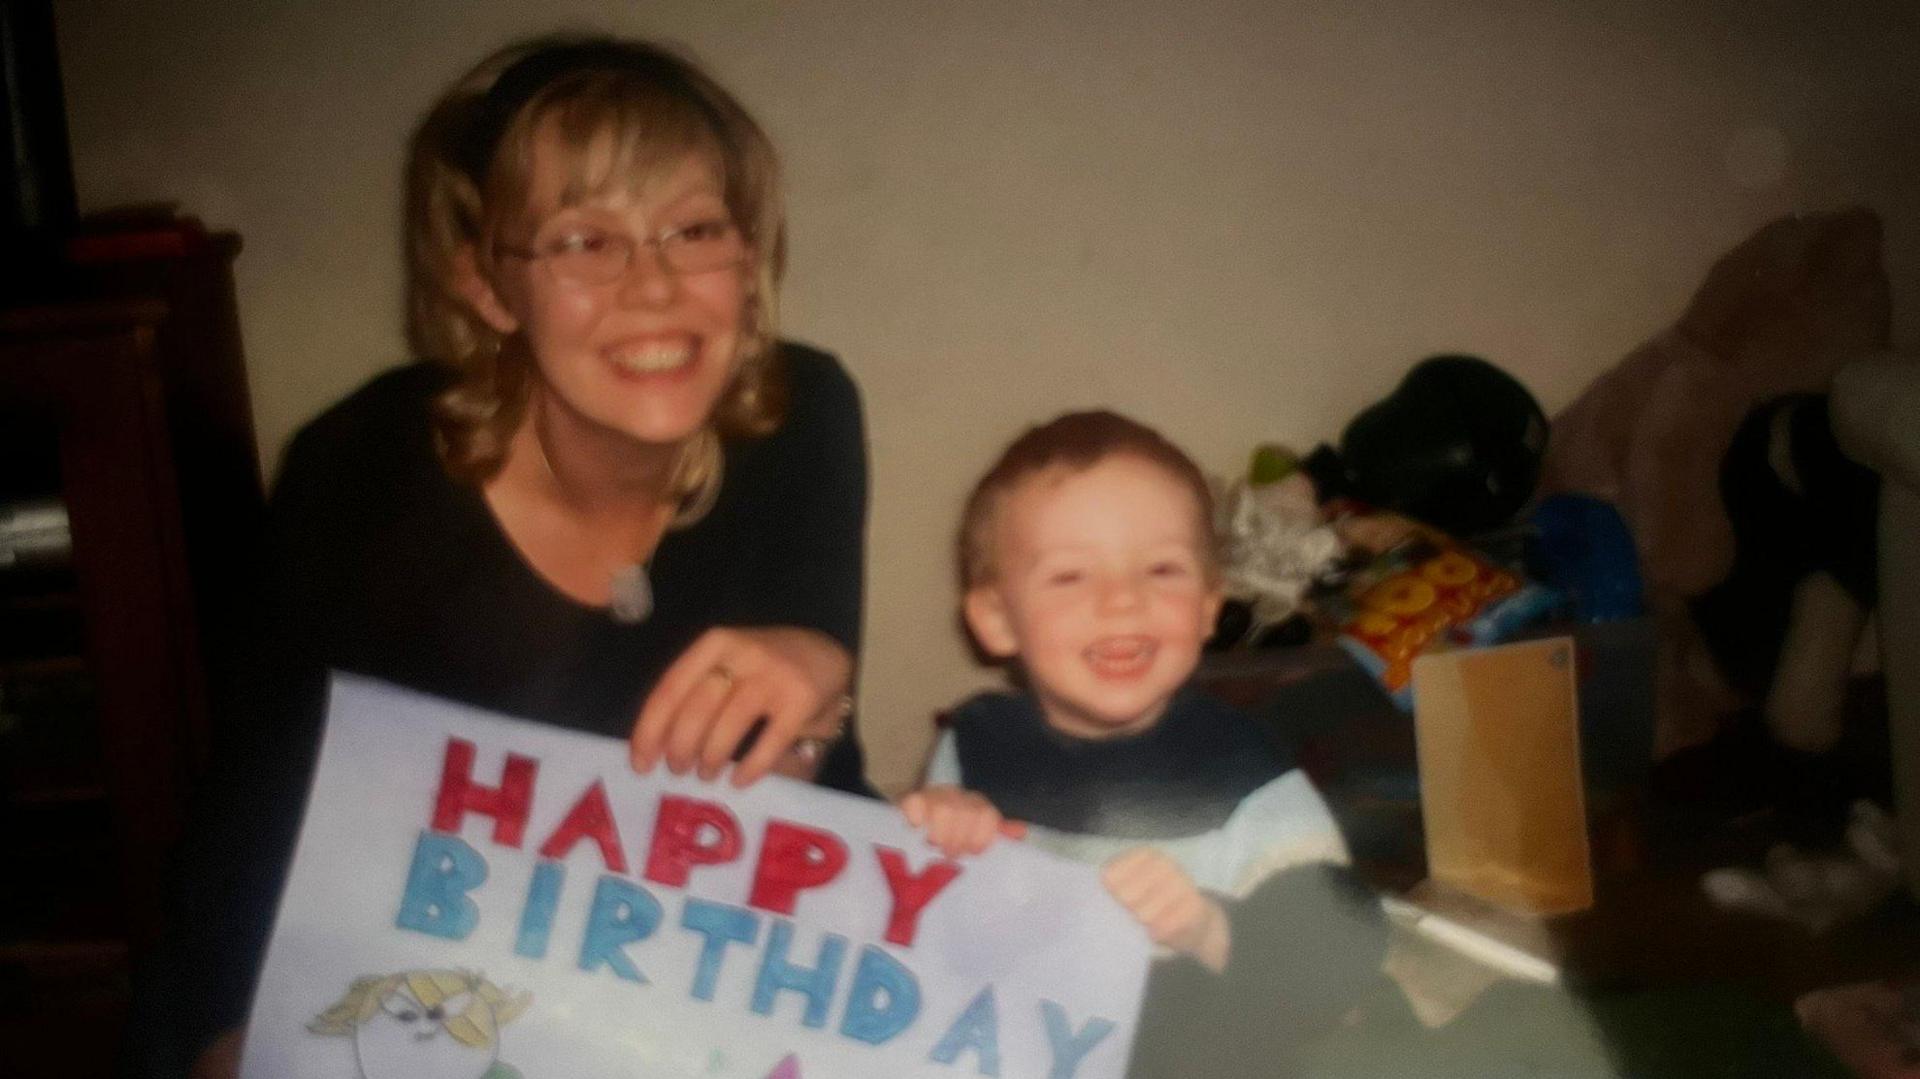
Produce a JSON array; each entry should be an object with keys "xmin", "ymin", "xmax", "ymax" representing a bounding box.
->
[{"xmin": 57, "ymin": 0, "xmax": 1919, "ymax": 792}]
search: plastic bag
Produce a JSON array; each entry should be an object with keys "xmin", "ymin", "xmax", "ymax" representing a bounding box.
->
[{"xmin": 1333, "ymin": 533, "xmax": 1558, "ymax": 708}]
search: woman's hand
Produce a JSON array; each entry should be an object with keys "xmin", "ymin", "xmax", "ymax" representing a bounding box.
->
[
  {"xmin": 631, "ymin": 626, "xmax": 852, "ymax": 787},
  {"xmin": 899, "ymin": 785, "xmax": 1027, "ymax": 858},
  {"xmin": 1102, "ymin": 848, "xmax": 1231, "ymax": 973}
]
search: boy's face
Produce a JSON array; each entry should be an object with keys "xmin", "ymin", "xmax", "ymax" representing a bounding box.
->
[{"xmin": 966, "ymin": 454, "xmax": 1223, "ymax": 739}]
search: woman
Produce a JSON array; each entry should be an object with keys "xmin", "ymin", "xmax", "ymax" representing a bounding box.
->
[{"xmin": 128, "ymin": 35, "xmax": 871, "ymax": 1077}]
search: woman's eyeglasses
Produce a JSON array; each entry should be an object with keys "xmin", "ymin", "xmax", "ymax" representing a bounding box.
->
[{"xmin": 495, "ymin": 218, "xmax": 747, "ymax": 286}]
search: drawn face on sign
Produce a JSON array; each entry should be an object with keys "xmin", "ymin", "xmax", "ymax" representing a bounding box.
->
[
  {"xmin": 307, "ymin": 969, "xmax": 531, "ymax": 1079},
  {"xmin": 356, "ymin": 980, "xmax": 493, "ymax": 1079}
]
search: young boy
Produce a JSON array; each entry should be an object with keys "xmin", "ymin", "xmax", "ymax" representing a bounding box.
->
[{"xmin": 902, "ymin": 410, "xmax": 1390, "ymax": 1077}]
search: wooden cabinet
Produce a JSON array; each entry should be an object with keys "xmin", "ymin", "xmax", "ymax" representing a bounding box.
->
[{"xmin": 0, "ymin": 229, "xmax": 261, "ymax": 1075}]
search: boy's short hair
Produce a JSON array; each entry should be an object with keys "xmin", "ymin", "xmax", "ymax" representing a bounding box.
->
[{"xmin": 958, "ymin": 410, "xmax": 1218, "ymax": 589}]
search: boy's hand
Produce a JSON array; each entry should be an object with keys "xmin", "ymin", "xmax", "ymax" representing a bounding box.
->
[
  {"xmin": 899, "ymin": 785, "xmax": 1027, "ymax": 858},
  {"xmin": 1102, "ymin": 848, "xmax": 1231, "ymax": 973}
]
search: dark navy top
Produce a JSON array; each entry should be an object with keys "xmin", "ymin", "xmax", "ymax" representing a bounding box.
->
[
  {"xmin": 125, "ymin": 344, "xmax": 869, "ymax": 1075},
  {"xmin": 948, "ymin": 686, "xmax": 1296, "ymax": 838},
  {"xmin": 948, "ymin": 686, "xmax": 1392, "ymax": 1079}
]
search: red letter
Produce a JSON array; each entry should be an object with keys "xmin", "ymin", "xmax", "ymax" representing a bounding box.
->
[
  {"xmin": 431, "ymin": 737, "xmax": 536, "ymax": 848},
  {"xmin": 537, "ymin": 780, "xmax": 627, "ymax": 873},
  {"xmin": 644, "ymin": 796, "xmax": 743, "ymax": 887},
  {"xmin": 875, "ymin": 847, "xmax": 962, "ymax": 947},
  {"xmin": 748, "ymin": 820, "xmax": 850, "ymax": 916}
]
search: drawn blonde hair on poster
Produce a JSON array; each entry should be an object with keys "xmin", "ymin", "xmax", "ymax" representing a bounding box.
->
[{"xmin": 308, "ymin": 969, "xmax": 532, "ymax": 1079}]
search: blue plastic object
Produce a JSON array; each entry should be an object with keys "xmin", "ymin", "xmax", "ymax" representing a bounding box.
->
[{"xmin": 1526, "ymin": 494, "xmax": 1644, "ymax": 622}]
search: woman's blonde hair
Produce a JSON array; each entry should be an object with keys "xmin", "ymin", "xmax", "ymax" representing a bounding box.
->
[{"xmin": 405, "ymin": 35, "xmax": 788, "ymax": 522}]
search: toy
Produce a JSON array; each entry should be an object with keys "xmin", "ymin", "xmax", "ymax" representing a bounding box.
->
[
  {"xmin": 1539, "ymin": 207, "xmax": 1893, "ymax": 754},
  {"xmin": 1305, "ymin": 355, "xmax": 1549, "ymax": 537},
  {"xmin": 1330, "ymin": 531, "xmax": 1557, "ymax": 708}
]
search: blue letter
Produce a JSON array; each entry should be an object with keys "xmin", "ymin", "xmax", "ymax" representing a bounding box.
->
[
  {"xmin": 682, "ymin": 899, "xmax": 760, "ymax": 1001},
  {"xmin": 578, "ymin": 875, "xmax": 662, "ymax": 982},
  {"xmin": 1041, "ymin": 999, "xmax": 1114, "ymax": 1079},
  {"xmin": 839, "ymin": 945, "xmax": 921, "ymax": 1045},
  {"xmin": 930, "ymin": 987, "xmax": 1000, "ymax": 1076},
  {"xmin": 751, "ymin": 919, "xmax": 846, "ymax": 1029},
  {"xmin": 514, "ymin": 861, "xmax": 564, "ymax": 958},
  {"xmin": 396, "ymin": 831, "xmax": 484, "ymax": 940}
]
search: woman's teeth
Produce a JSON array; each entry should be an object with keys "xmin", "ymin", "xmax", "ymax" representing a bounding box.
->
[{"xmin": 608, "ymin": 343, "xmax": 693, "ymax": 373}]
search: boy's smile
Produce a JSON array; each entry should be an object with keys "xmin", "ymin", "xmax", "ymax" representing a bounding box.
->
[
  {"xmin": 966, "ymin": 453, "xmax": 1222, "ymax": 739},
  {"xmin": 1087, "ymin": 634, "xmax": 1158, "ymax": 680}
]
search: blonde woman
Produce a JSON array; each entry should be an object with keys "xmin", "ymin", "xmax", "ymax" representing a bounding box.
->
[{"xmin": 128, "ymin": 36, "xmax": 870, "ymax": 1078}]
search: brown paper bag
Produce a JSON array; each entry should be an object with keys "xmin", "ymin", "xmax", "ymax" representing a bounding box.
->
[{"xmin": 1412, "ymin": 637, "xmax": 1593, "ymax": 915}]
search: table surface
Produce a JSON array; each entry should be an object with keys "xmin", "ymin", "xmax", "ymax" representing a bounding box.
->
[{"xmin": 1196, "ymin": 626, "xmax": 1915, "ymax": 1072}]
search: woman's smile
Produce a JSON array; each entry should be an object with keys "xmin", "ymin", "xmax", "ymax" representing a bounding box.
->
[{"xmin": 604, "ymin": 335, "xmax": 697, "ymax": 377}]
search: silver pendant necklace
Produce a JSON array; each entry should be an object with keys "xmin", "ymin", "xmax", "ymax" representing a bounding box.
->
[
  {"xmin": 532, "ymin": 423, "xmax": 655, "ymax": 625},
  {"xmin": 608, "ymin": 562, "xmax": 653, "ymax": 624}
]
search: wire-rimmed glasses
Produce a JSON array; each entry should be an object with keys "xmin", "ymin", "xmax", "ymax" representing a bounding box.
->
[{"xmin": 495, "ymin": 218, "xmax": 747, "ymax": 285}]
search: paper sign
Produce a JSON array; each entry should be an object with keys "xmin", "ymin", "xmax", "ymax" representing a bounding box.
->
[
  {"xmin": 1411, "ymin": 637, "xmax": 1592, "ymax": 915},
  {"xmin": 241, "ymin": 675, "xmax": 1150, "ymax": 1079}
]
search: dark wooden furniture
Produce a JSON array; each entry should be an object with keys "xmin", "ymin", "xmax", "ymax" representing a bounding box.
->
[{"xmin": 0, "ymin": 227, "xmax": 261, "ymax": 1076}]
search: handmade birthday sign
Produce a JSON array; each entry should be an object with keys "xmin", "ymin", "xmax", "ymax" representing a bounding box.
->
[{"xmin": 241, "ymin": 675, "xmax": 1150, "ymax": 1079}]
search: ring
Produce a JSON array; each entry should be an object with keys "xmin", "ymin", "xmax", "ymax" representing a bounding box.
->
[{"xmin": 709, "ymin": 663, "xmax": 736, "ymax": 689}]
